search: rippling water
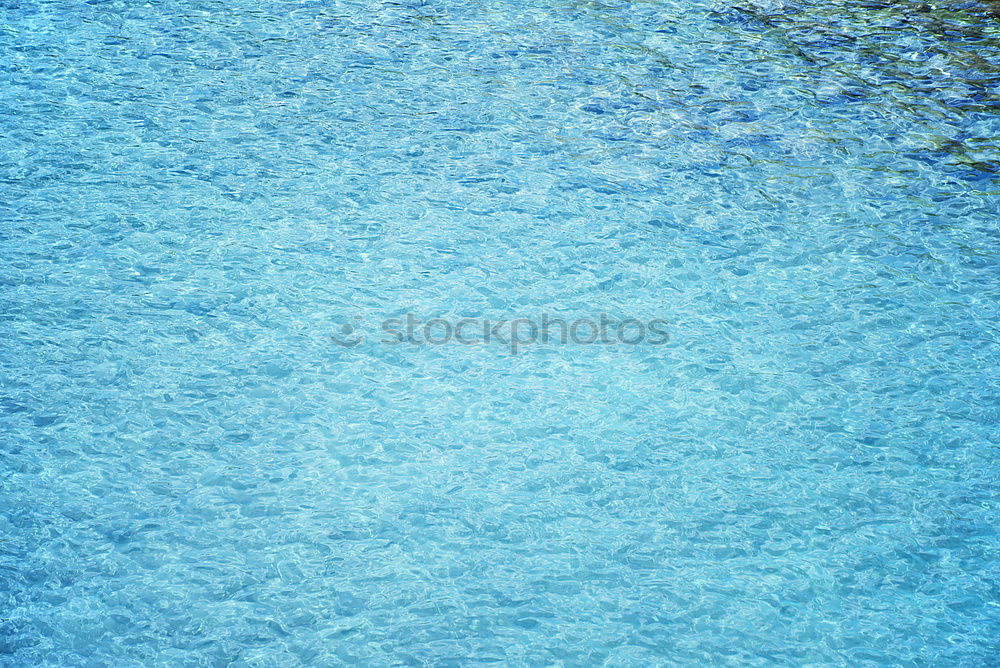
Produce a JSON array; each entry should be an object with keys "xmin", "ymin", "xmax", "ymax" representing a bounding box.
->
[{"xmin": 2, "ymin": 0, "xmax": 998, "ymax": 664}]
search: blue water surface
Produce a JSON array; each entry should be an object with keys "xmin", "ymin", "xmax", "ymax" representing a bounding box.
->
[{"xmin": 1, "ymin": 0, "xmax": 999, "ymax": 664}]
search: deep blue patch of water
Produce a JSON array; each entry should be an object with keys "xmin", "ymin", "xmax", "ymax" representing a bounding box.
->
[{"xmin": 1, "ymin": 0, "xmax": 998, "ymax": 664}]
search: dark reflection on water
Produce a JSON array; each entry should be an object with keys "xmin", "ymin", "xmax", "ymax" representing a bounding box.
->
[{"xmin": 715, "ymin": 0, "xmax": 1000, "ymax": 178}]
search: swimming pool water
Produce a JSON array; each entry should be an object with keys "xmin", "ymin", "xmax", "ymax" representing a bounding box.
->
[{"xmin": 1, "ymin": 0, "xmax": 998, "ymax": 664}]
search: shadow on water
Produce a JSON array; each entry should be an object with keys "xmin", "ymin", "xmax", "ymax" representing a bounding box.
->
[{"xmin": 715, "ymin": 0, "xmax": 1000, "ymax": 180}]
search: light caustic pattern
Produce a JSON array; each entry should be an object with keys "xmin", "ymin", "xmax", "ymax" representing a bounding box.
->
[{"xmin": 0, "ymin": 0, "xmax": 998, "ymax": 665}]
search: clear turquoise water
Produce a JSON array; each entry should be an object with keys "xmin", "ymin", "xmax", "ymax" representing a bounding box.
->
[{"xmin": 2, "ymin": 0, "xmax": 999, "ymax": 664}]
